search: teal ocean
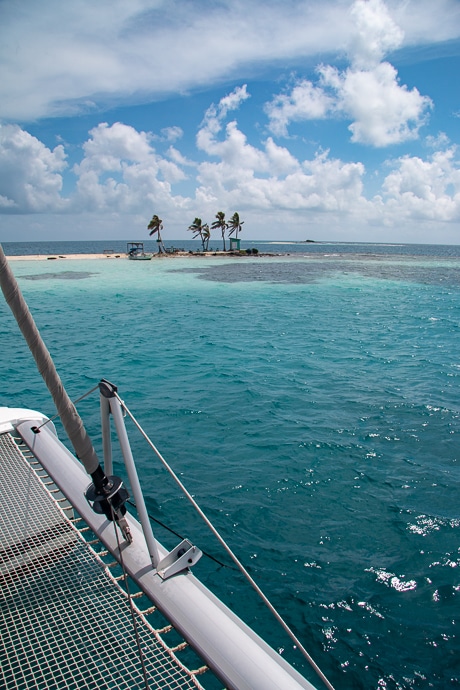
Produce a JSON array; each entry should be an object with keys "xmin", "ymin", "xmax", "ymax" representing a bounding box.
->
[{"xmin": 1, "ymin": 241, "xmax": 459, "ymax": 689}]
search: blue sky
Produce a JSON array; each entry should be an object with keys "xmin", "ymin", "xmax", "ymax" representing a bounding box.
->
[{"xmin": 1, "ymin": 0, "xmax": 460, "ymax": 244}]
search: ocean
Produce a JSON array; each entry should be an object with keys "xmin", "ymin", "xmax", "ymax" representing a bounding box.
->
[{"xmin": 1, "ymin": 241, "xmax": 459, "ymax": 689}]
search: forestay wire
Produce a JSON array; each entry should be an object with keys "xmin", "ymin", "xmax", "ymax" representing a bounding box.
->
[{"xmin": 115, "ymin": 391, "xmax": 336, "ymax": 690}]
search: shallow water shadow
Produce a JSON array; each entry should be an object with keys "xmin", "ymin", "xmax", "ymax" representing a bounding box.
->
[
  {"xmin": 22, "ymin": 271, "xmax": 98, "ymax": 281},
  {"xmin": 169, "ymin": 259, "xmax": 460, "ymax": 287}
]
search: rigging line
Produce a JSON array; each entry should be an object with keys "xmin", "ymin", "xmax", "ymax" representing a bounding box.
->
[
  {"xmin": 116, "ymin": 392, "xmax": 336, "ymax": 690},
  {"xmin": 126, "ymin": 499, "xmax": 239, "ymax": 572},
  {"xmin": 110, "ymin": 504, "xmax": 150, "ymax": 690},
  {"xmin": 34, "ymin": 384, "xmax": 101, "ymax": 430}
]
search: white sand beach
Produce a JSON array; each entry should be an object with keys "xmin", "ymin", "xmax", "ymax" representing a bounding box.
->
[
  {"xmin": 6, "ymin": 253, "xmax": 124, "ymax": 261},
  {"xmin": 5, "ymin": 250, "xmax": 261, "ymax": 261},
  {"xmin": 6, "ymin": 251, "xmax": 228, "ymax": 261}
]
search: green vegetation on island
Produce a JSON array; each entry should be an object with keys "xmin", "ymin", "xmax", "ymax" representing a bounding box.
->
[
  {"xmin": 147, "ymin": 214, "xmax": 166, "ymax": 253},
  {"xmin": 188, "ymin": 217, "xmax": 210, "ymax": 251},
  {"xmin": 148, "ymin": 211, "xmax": 246, "ymax": 252}
]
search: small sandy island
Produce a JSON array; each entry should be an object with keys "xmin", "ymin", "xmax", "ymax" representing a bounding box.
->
[{"xmin": 6, "ymin": 250, "xmax": 270, "ymax": 261}]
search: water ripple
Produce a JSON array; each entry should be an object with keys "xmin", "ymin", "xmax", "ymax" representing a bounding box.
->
[{"xmin": 3, "ymin": 249, "xmax": 459, "ymax": 690}]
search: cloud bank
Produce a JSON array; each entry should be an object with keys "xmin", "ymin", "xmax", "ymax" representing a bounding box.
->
[
  {"xmin": 265, "ymin": 0, "xmax": 433, "ymax": 146},
  {"xmin": 1, "ymin": 0, "xmax": 459, "ymax": 121},
  {"xmin": 1, "ymin": 88, "xmax": 459, "ymax": 240}
]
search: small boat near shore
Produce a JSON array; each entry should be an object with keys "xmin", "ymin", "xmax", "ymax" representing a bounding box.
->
[{"xmin": 127, "ymin": 241, "xmax": 153, "ymax": 260}]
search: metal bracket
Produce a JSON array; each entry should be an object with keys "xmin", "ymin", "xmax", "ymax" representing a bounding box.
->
[{"xmin": 156, "ymin": 539, "xmax": 202, "ymax": 580}]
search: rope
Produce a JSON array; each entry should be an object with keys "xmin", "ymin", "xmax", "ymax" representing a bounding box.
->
[
  {"xmin": 116, "ymin": 392, "xmax": 335, "ymax": 690},
  {"xmin": 0, "ymin": 244, "xmax": 100, "ymax": 475},
  {"xmin": 126, "ymin": 499, "xmax": 238, "ymax": 572}
]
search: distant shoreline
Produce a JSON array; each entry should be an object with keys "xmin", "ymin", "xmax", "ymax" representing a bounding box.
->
[
  {"xmin": 6, "ymin": 250, "xmax": 271, "ymax": 261},
  {"xmin": 7, "ymin": 253, "xmax": 123, "ymax": 261}
]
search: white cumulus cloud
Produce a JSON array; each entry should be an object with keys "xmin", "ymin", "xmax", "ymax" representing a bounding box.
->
[
  {"xmin": 320, "ymin": 62, "xmax": 432, "ymax": 146},
  {"xmin": 264, "ymin": 80, "xmax": 334, "ymax": 137},
  {"xmin": 266, "ymin": 0, "xmax": 433, "ymax": 147},
  {"xmin": 381, "ymin": 148, "xmax": 460, "ymax": 221},
  {"xmin": 73, "ymin": 122, "xmax": 188, "ymax": 212},
  {"xmin": 349, "ymin": 0, "xmax": 404, "ymax": 68},
  {"xmin": 195, "ymin": 90, "xmax": 366, "ymax": 214},
  {"xmin": 0, "ymin": 124, "xmax": 67, "ymax": 212}
]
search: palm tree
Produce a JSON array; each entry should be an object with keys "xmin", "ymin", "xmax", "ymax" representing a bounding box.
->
[
  {"xmin": 228, "ymin": 212, "xmax": 244, "ymax": 240},
  {"xmin": 188, "ymin": 217, "xmax": 210, "ymax": 252},
  {"xmin": 202, "ymin": 224, "xmax": 210, "ymax": 251},
  {"xmin": 148, "ymin": 214, "xmax": 165, "ymax": 253},
  {"xmin": 211, "ymin": 211, "xmax": 228, "ymax": 251}
]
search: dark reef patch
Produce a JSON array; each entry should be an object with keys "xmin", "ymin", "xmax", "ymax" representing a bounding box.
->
[
  {"xmin": 22, "ymin": 271, "xmax": 97, "ymax": 281},
  {"xmin": 168, "ymin": 258, "xmax": 460, "ymax": 287}
]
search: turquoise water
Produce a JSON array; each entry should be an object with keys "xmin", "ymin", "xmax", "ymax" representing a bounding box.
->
[{"xmin": 1, "ymin": 245, "xmax": 459, "ymax": 689}]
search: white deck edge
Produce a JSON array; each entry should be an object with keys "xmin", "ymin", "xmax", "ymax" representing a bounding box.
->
[{"xmin": 0, "ymin": 407, "xmax": 53, "ymax": 435}]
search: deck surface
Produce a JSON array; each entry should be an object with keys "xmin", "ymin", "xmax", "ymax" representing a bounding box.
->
[{"xmin": 0, "ymin": 432, "xmax": 207, "ymax": 690}]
